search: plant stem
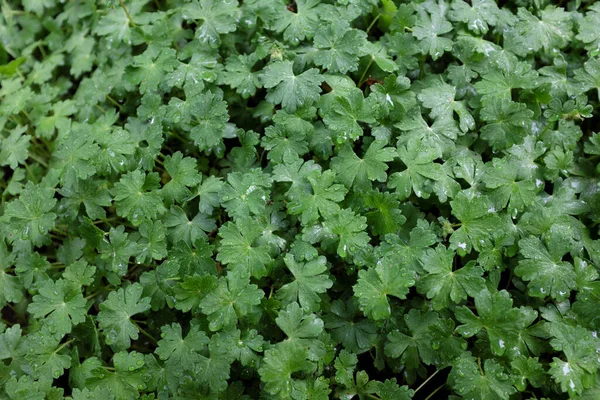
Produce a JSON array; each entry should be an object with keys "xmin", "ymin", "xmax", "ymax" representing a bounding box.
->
[
  {"xmin": 51, "ymin": 228, "xmax": 68, "ymax": 236},
  {"xmin": 419, "ymin": 54, "xmax": 427, "ymax": 79},
  {"xmin": 92, "ymin": 217, "xmax": 120, "ymax": 225},
  {"xmin": 106, "ymin": 94, "xmax": 124, "ymax": 111},
  {"xmin": 24, "ymin": 163, "xmax": 38, "ymax": 183},
  {"xmin": 538, "ymin": 120, "xmax": 554, "ymax": 141},
  {"xmin": 167, "ymin": 130, "xmax": 188, "ymax": 143},
  {"xmin": 118, "ymin": 0, "xmax": 136, "ymax": 27},
  {"xmin": 358, "ymin": 57, "xmax": 374, "ymax": 87},
  {"xmin": 54, "ymin": 339, "xmax": 74, "ymax": 354},
  {"xmin": 424, "ymin": 383, "xmax": 445, "ymax": 400},
  {"xmin": 366, "ymin": 14, "xmax": 381, "ymax": 34},
  {"xmin": 28, "ymin": 152, "xmax": 48, "ymax": 167},
  {"xmin": 37, "ymin": 44, "xmax": 47, "ymax": 59},
  {"xmin": 414, "ymin": 369, "xmax": 441, "ymax": 394},
  {"xmin": 133, "ymin": 321, "xmax": 157, "ymax": 344}
]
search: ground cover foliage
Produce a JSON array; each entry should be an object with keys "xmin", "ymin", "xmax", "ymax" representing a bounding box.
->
[{"xmin": 1, "ymin": 0, "xmax": 600, "ymax": 398}]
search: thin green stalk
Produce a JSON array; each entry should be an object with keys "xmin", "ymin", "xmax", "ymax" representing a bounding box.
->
[
  {"xmin": 51, "ymin": 228, "xmax": 68, "ymax": 236},
  {"xmin": 358, "ymin": 57, "xmax": 374, "ymax": 87},
  {"xmin": 419, "ymin": 54, "xmax": 427, "ymax": 79},
  {"xmin": 366, "ymin": 14, "xmax": 381, "ymax": 34},
  {"xmin": 118, "ymin": 0, "xmax": 136, "ymax": 26},
  {"xmin": 414, "ymin": 369, "xmax": 441, "ymax": 394},
  {"xmin": 24, "ymin": 163, "xmax": 38, "ymax": 184},
  {"xmin": 106, "ymin": 94, "xmax": 124, "ymax": 111},
  {"xmin": 92, "ymin": 217, "xmax": 120, "ymax": 225},
  {"xmin": 167, "ymin": 130, "xmax": 188, "ymax": 143},
  {"xmin": 133, "ymin": 321, "xmax": 157, "ymax": 344},
  {"xmin": 85, "ymin": 285, "xmax": 114, "ymax": 300},
  {"xmin": 37, "ymin": 44, "xmax": 47, "ymax": 59},
  {"xmin": 538, "ymin": 120, "xmax": 554, "ymax": 141},
  {"xmin": 28, "ymin": 151, "xmax": 48, "ymax": 167},
  {"xmin": 54, "ymin": 340, "xmax": 74, "ymax": 354},
  {"xmin": 424, "ymin": 383, "xmax": 445, "ymax": 400}
]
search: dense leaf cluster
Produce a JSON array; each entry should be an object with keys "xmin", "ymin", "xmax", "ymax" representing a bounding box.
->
[{"xmin": 1, "ymin": 0, "xmax": 600, "ymax": 399}]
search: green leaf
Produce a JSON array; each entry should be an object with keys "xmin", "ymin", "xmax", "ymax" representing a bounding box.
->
[
  {"xmin": 448, "ymin": 0, "xmax": 510, "ymax": 35},
  {"xmin": 3, "ymin": 182, "xmax": 57, "ymax": 247},
  {"xmin": 28, "ymin": 279, "xmax": 87, "ymax": 338},
  {"xmin": 276, "ymin": 253, "xmax": 333, "ymax": 311},
  {"xmin": 449, "ymin": 354, "xmax": 517, "ymax": 400},
  {"xmin": 331, "ymin": 140, "xmax": 396, "ymax": 190},
  {"xmin": 515, "ymin": 236, "xmax": 576, "ymax": 300},
  {"xmin": 455, "ymin": 289, "xmax": 536, "ymax": 356},
  {"xmin": 390, "ymin": 138, "xmax": 458, "ymax": 202},
  {"xmin": 155, "ymin": 323, "xmax": 208, "ymax": 371},
  {"xmin": 417, "ymin": 246, "xmax": 485, "ymax": 310},
  {"xmin": 449, "ymin": 192, "xmax": 501, "ymax": 253},
  {"xmin": 221, "ymin": 53, "xmax": 262, "ymax": 98},
  {"xmin": 474, "ymin": 55, "xmax": 538, "ymax": 102},
  {"xmin": 181, "ymin": 0, "xmax": 239, "ymax": 47},
  {"xmin": 164, "ymin": 206, "xmax": 215, "ymax": 245},
  {"xmin": 548, "ymin": 321, "xmax": 600, "ymax": 396},
  {"xmin": 173, "ymin": 274, "xmax": 218, "ymax": 313},
  {"xmin": 363, "ymin": 189, "xmax": 406, "ymax": 236},
  {"xmin": 261, "ymin": 61, "xmax": 323, "ymax": 113},
  {"xmin": 259, "ymin": 341, "xmax": 315, "ymax": 398},
  {"xmin": 136, "ymin": 220, "xmax": 168, "ymax": 263},
  {"xmin": 200, "ymin": 270, "xmax": 264, "ymax": 331},
  {"xmin": 313, "ymin": 22, "xmax": 367, "ymax": 74},
  {"xmin": 275, "ymin": 302, "xmax": 325, "ymax": 360},
  {"xmin": 413, "ymin": 5, "xmax": 453, "ymax": 60},
  {"xmin": 57, "ymin": 179, "xmax": 112, "ymax": 220},
  {"xmin": 322, "ymin": 88, "xmax": 376, "ymax": 143},
  {"xmin": 321, "ymin": 208, "xmax": 371, "ymax": 258},
  {"xmin": 0, "ymin": 241, "xmax": 22, "ymax": 307},
  {"xmin": 269, "ymin": 0, "xmax": 322, "ymax": 46},
  {"xmin": 480, "ymin": 98, "xmax": 534, "ymax": 150},
  {"xmin": 353, "ymin": 260, "xmax": 415, "ymax": 320},
  {"xmin": 125, "ymin": 45, "xmax": 179, "ymax": 93},
  {"xmin": 112, "ymin": 170, "xmax": 166, "ymax": 226},
  {"xmin": 385, "ymin": 309, "xmax": 440, "ymax": 369},
  {"xmin": 217, "ymin": 217, "xmax": 274, "ymax": 279},
  {"xmin": 97, "ymin": 283, "xmax": 151, "ymax": 351},
  {"xmin": 261, "ymin": 124, "xmax": 309, "ymax": 163},
  {"xmin": 483, "ymin": 158, "xmax": 537, "ymax": 212},
  {"xmin": 418, "ymin": 79, "xmax": 474, "ymax": 132},
  {"xmin": 99, "ymin": 226, "xmax": 140, "ymax": 278},
  {"xmin": 160, "ymin": 151, "xmax": 202, "ymax": 205},
  {"xmin": 511, "ymin": 356, "xmax": 546, "ymax": 391},
  {"xmin": 577, "ymin": 4, "xmax": 600, "ymax": 57},
  {"xmin": 53, "ymin": 129, "xmax": 98, "ymax": 186},
  {"xmin": 0, "ymin": 126, "xmax": 30, "ymax": 169},
  {"xmin": 287, "ymin": 169, "xmax": 347, "ymax": 225},
  {"xmin": 87, "ymin": 351, "xmax": 147, "ymax": 399},
  {"xmin": 510, "ymin": 7, "xmax": 573, "ymax": 55},
  {"xmin": 220, "ymin": 168, "xmax": 272, "ymax": 220},
  {"xmin": 63, "ymin": 260, "xmax": 96, "ymax": 287},
  {"xmin": 323, "ymin": 298, "xmax": 377, "ymax": 353}
]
